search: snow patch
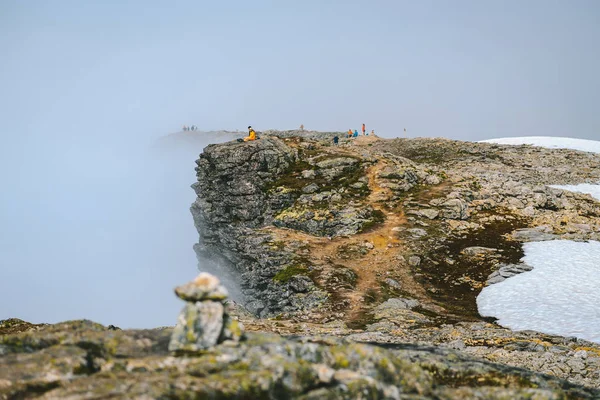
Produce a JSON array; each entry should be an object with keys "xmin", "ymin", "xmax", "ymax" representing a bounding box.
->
[
  {"xmin": 549, "ymin": 184, "xmax": 600, "ymax": 202},
  {"xmin": 480, "ymin": 136, "xmax": 600, "ymax": 154},
  {"xmin": 477, "ymin": 240, "xmax": 600, "ymax": 344}
]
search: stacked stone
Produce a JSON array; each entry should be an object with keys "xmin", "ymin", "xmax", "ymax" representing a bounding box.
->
[{"xmin": 168, "ymin": 273, "xmax": 244, "ymax": 353}]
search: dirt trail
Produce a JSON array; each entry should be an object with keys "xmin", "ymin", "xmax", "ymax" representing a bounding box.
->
[{"xmin": 266, "ymin": 148, "xmax": 439, "ymax": 325}]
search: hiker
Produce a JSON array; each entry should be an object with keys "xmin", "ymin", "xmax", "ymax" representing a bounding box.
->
[
  {"xmin": 333, "ymin": 135, "xmax": 339, "ymax": 145},
  {"xmin": 243, "ymin": 125, "xmax": 257, "ymax": 142},
  {"xmin": 353, "ymin": 129, "xmax": 359, "ymax": 138},
  {"xmin": 362, "ymin": 123, "xmax": 366, "ymax": 135},
  {"xmin": 371, "ymin": 129, "xmax": 375, "ymax": 136},
  {"xmin": 347, "ymin": 129, "xmax": 352, "ymax": 138}
]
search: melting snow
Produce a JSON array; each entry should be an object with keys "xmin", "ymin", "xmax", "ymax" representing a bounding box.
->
[
  {"xmin": 549, "ymin": 184, "xmax": 600, "ymax": 202},
  {"xmin": 476, "ymin": 136, "xmax": 600, "ymax": 343},
  {"xmin": 480, "ymin": 136, "xmax": 600, "ymax": 154},
  {"xmin": 477, "ymin": 240, "xmax": 600, "ymax": 343}
]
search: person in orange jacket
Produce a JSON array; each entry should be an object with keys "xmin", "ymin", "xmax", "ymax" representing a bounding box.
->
[
  {"xmin": 348, "ymin": 129, "xmax": 352, "ymax": 138},
  {"xmin": 244, "ymin": 126, "xmax": 257, "ymax": 141},
  {"xmin": 362, "ymin": 123, "xmax": 366, "ymax": 135}
]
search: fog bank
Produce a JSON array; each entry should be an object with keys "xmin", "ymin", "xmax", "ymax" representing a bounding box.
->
[{"xmin": 0, "ymin": 130, "xmax": 236, "ymax": 328}]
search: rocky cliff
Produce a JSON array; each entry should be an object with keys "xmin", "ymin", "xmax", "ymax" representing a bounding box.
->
[
  {"xmin": 192, "ymin": 133, "xmax": 600, "ymax": 318},
  {"xmin": 190, "ymin": 132, "xmax": 600, "ymax": 389}
]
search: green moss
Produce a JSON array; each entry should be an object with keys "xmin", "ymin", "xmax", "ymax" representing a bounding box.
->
[
  {"xmin": 227, "ymin": 320, "xmax": 243, "ymax": 338},
  {"xmin": 469, "ymin": 180, "xmax": 482, "ymax": 191},
  {"xmin": 332, "ymin": 351, "xmax": 350, "ymax": 368},
  {"xmin": 264, "ymin": 160, "xmax": 315, "ymax": 192},
  {"xmin": 267, "ymin": 241, "xmax": 286, "ymax": 251},
  {"xmin": 104, "ymin": 337, "xmax": 120, "ymax": 356},
  {"xmin": 413, "ymin": 210, "xmax": 529, "ymax": 321},
  {"xmin": 273, "ymin": 264, "xmax": 309, "ymax": 283},
  {"xmin": 265, "ymin": 149, "xmax": 369, "ymax": 203}
]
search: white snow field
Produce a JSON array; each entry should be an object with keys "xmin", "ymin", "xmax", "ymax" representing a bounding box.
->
[
  {"xmin": 482, "ymin": 136, "xmax": 600, "ymax": 202},
  {"xmin": 550, "ymin": 184, "xmax": 600, "ymax": 202},
  {"xmin": 480, "ymin": 136, "xmax": 600, "ymax": 154},
  {"xmin": 477, "ymin": 136, "xmax": 600, "ymax": 343},
  {"xmin": 477, "ymin": 240, "xmax": 600, "ymax": 343}
]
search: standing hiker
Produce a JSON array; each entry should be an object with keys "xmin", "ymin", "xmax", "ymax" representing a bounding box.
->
[
  {"xmin": 362, "ymin": 123, "xmax": 366, "ymax": 135},
  {"xmin": 333, "ymin": 135, "xmax": 339, "ymax": 145}
]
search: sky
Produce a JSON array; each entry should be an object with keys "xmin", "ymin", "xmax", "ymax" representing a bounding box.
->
[
  {"xmin": 2, "ymin": 0, "xmax": 599, "ymax": 140},
  {"xmin": 1, "ymin": 1, "xmax": 599, "ymax": 328}
]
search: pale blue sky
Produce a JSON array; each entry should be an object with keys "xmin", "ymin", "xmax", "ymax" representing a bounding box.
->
[
  {"xmin": 1, "ymin": 1, "xmax": 599, "ymax": 328},
  {"xmin": 2, "ymin": 0, "xmax": 599, "ymax": 140}
]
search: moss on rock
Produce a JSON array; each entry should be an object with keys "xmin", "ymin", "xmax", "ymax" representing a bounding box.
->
[{"xmin": 273, "ymin": 264, "xmax": 309, "ymax": 283}]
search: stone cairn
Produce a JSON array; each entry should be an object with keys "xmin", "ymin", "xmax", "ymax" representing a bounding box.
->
[{"xmin": 169, "ymin": 272, "xmax": 244, "ymax": 353}]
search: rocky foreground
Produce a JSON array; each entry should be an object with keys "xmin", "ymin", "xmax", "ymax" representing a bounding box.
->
[
  {"xmin": 3, "ymin": 131, "xmax": 600, "ymax": 399},
  {"xmin": 2, "ymin": 316, "xmax": 599, "ymax": 399}
]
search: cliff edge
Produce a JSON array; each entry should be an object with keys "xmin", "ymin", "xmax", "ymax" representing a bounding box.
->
[{"xmin": 190, "ymin": 131, "xmax": 600, "ymax": 389}]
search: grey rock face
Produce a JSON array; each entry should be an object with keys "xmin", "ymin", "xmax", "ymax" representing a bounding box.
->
[
  {"xmin": 376, "ymin": 297, "xmax": 420, "ymax": 311},
  {"xmin": 461, "ymin": 246, "xmax": 498, "ymax": 257},
  {"xmin": 407, "ymin": 228, "xmax": 428, "ymax": 238},
  {"xmin": 191, "ymin": 136, "xmax": 387, "ymax": 316},
  {"xmin": 419, "ymin": 209, "xmax": 440, "ymax": 219},
  {"xmin": 301, "ymin": 169, "xmax": 316, "ymax": 179},
  {"xmin": 191, "ymin": 137, "xmax": 310, "ymax": 316},
  {"xmin": 512, "ymin": 228, "xmax": 558, "ymax": 242},
  {"xmin": 440, "ymin": 198, "xmax": 470, "ymax": 220},
  {"xmin": 384, "ymin": 278, "xmax": 402, "ymax": 289},
  {"xmin": 169, "ymin": 301, "xmax": 224, "ymax": 352},
  {"xmin": 302, "ymin": 183, "xmax": 319, "ymax": 194},
  {"xmin": 408, "ymin": 255, "xmax": 421, "ymax": 267},
  {"xmin": 486, "ymin": 263, "xmax": 535, "ymax": 285}
]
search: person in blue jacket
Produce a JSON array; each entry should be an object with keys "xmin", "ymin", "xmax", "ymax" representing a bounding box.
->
[{"xmin": 353, "ymin": 129, "xmax": 359, "ymax": 137}]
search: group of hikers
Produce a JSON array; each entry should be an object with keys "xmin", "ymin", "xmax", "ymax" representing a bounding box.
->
[
  {"xmin": 239, "ymin": 124, "xmax": 375, "ymax": 144},
  {"xmin": 347, "ymin": 123, "xmax": 374, "ymax": 138},
  {"xmin": 332, "ymin": 123, "xmax": 374, "ymax": 145},
  {"xmin": 182, "ymin": 125, "xmax": 198, "ymax": 131}
]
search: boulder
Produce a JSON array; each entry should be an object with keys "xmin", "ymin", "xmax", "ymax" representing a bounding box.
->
[
  {"xmin": 486, "ymin": 263, "xmax": 534, "ymax": 285},
  {"xmin": 173, "ymin": 272, "xmax": 229, "ymax": 302},
  {"xmin": 169, "ymin": 273, "xmax": 244, "ymax": 353},
  {"xmin": 440, "ymin": 198, "xmax": 469, "ymax": 220}
]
